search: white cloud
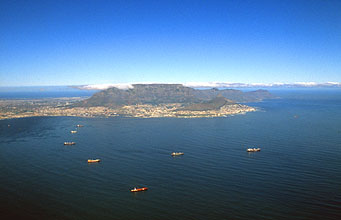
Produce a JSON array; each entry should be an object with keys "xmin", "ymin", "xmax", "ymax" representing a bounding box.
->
[
  {"xmin": 293, "ymin": 82, "xmax": 318, "ymax": 86},
  {"xmin": 325, "ymin": 82, "xmax": 341, "ymax": 85},
  {"xmin": 74, "ymin": 81, "xmax": 341, "ymax": 90},
  {"xmin": 79, "ymin": 83, "xmax": 133, "ymax": 90}
]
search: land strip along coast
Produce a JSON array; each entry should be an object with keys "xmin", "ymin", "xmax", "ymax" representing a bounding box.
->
[{"xmin": 0, "ymin": 84, "xmax": 275, "ymax": 120}]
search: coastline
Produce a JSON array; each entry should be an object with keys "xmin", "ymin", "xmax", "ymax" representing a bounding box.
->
[{"xmin": 0, "ymin": 98, "xmax": 256, "ymax": 120}]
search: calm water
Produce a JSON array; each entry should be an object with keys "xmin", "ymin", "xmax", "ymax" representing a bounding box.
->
[
  {"xmin": 0, "ymin": 86, "xmax": 97, "ymax": 99},
  {"xmin": 1, "ymin": 90, "xmax": 341, "ymax": 219}
]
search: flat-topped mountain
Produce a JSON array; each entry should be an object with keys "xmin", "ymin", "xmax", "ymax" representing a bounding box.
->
[
  {"xmin": 81, "ymin": 84, "xmax": 197, "ymax": 107},
  {"xmin": 79, "ymin": 84, "xmax": 275, "ymax": 107}
]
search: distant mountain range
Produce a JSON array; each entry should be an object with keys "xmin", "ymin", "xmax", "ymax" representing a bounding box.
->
[
  {"xmin": 183, "ymin": 82, "xmax": 341, "ymax": 88},
  {"xmin": 79, "ymin": 84, "xmax": 275, "ymax": 107}
]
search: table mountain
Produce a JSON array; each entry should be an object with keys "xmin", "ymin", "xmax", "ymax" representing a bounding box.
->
[{"xmin": 79, "ymin": 84, "xmax": 275, "ymax": 107}]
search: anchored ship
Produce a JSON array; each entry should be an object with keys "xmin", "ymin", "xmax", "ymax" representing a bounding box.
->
[
  {"xmin": 171, "ymin": 152, "xmax": 184, "ymax": 156},
  {"xmin": 88, "ymin": 159, "xmax": 101, "ymax": 163},
  {"xmin": 247, "ymin": 148, "xmax": 261, "ymax": 152},
  {"xmin": 130, "ymin": 187, "xmax": 148, "ymax": 192}
]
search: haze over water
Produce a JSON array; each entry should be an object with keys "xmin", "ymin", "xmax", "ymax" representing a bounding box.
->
[{"xmin": 1, "ymin": 89, "xmax": 341, "ymax": 220}]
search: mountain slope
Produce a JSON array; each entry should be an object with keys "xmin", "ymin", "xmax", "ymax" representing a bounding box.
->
[
  {"xmin": 79, "ymin": 84, "xmax": 275, "ymax": 107},
  {"xmin": 181, "ymin": 96, "xmax": 235, "ymax": 111}
]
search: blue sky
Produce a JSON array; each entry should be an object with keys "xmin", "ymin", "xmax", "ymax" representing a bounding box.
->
[{"xmin": 1, "ymin": 0, "xmax": 340, "ymax": 86}]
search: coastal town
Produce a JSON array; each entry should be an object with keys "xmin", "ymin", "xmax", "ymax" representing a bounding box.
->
[
  {"xmin": 0, "ymin": 98, "xmax": 256, "ymax": 120},
  {"xmin": 120, "ymin": 103, "xmax": 256, "ymax": 118}
]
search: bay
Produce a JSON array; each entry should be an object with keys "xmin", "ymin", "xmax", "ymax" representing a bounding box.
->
[{"xmin": 1, "ymin": 90, "xmax": 341, "ymax": 219}]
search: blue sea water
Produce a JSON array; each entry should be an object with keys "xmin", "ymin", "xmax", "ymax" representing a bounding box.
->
[
  {"xmin": 0, "ymin": 86, "xmax": 97, "ymax": 99},
  {"xmin": 0, "ymin": 89, "xmax": 341, "ymax": 219}
]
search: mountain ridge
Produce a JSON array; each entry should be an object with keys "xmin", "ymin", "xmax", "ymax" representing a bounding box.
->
[{"xmin": 79, "ymin": 84, "xmax": 275, "ymax": 107}]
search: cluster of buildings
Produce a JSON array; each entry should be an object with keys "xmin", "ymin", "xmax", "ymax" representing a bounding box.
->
[
  {"xmin": 119, "ymin": 103, "xmax": 256, "ymax": 118},
  {"xmin": 0, "ymin": 99, "xmax": 256, "ymax": 120}
]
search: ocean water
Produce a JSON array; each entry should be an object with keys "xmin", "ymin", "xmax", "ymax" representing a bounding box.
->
[
  {"xmin": 0, "ymin": 86, "xmax": 97, "ymax": 99},
  {"xmin": 0, "ymin": 90, "xmax": 341, "ymax": 220}
]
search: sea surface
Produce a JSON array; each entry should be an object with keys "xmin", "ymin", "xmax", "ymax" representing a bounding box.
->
[
  {"xmin": 1, "ymin": 89, "xmax": 341, "ymax": 220},
  {"xmin": 0, "ymin": 86, "xmax": 97, "ymax": 99}
]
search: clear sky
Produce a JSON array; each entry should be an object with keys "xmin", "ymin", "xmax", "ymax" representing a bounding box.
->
[{"xmin": 1, "ymin": 0, "xmax": 340, "ymax": 86}]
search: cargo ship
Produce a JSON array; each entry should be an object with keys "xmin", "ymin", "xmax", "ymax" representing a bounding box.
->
[
  {"xmin": 71, "ymin": 130, "xmax": 77, "ymax": 133},
  {"xmin": 88, "ymin": 159, "xmax": 101, "ymax": 163},
  {"xmin": 130, "ymin": 187, "xmax": 148, "ymax": 192},
  {"xmin": 247, "ymin": 148, "xmax": 261, "ymax": 152},
  {"xmin": 64, "ymin": 142, "xmax": 76, "ymax": 145},
  {"xmin": 171, "ymin": 152, "xmax": 184, "ymax": 156}
]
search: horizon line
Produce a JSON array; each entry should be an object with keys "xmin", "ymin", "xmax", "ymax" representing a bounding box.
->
[{"xmin": 1, "ymin": 81, "xmax": 341, "ymax": 90}]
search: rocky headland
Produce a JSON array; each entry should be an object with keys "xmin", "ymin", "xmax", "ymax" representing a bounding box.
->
[{"xmin": 0, "ymin": 84, "xmax": 276, "ymax": 119}]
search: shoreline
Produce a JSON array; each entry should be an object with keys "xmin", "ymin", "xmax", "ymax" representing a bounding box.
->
[
  {"xmin": 0, "ymin": 97, "xmax": 256, "ymax": 120},
  {"xmin": 0, "ymin": 105, "xmax": 257, "ymax": 120},
  {"xmin": 0, "ymin": 108, "xmax": 257, "ymax": 120}
]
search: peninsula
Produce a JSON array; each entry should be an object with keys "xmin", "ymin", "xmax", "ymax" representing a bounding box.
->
[{"xmin": 0, "ymin": 84, "xmax": 275, "ymax": 120}]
